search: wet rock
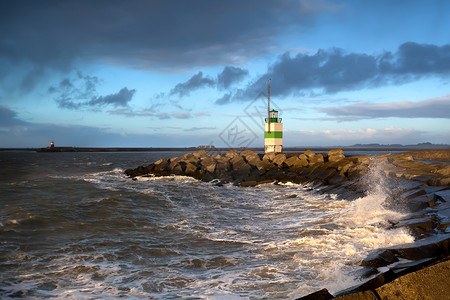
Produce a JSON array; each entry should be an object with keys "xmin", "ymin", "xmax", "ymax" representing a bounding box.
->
[
  {"xmin": 395, "ymin": 217, "xmax": 435, "ymax": 238},
  {"xmin": 352, "ymin": 270, "xmax": 396, "ymax": 294},
  {"xmin": 435, "ymin": 201, "xmax": 450, "ymax": 233},
  {"xmin": 361, "ymin": 249, "xmax": 398, "ymax": 268},
  {"xmin": 434, "ymin": 189, "xmax": 450, "ymax": 202},
  {"xmin": 392, "ymin": 234, "xmax": 450, "ymax": 261},
  {"xmin": 296, "ymin": 288, "xmax": 334, "ymax": 300}
]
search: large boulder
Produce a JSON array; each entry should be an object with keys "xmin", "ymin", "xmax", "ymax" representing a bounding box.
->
[
  {"xmin": 241, "ymin": 150, "xmax": 264, "ymax": 170},
  {"xmin": 263, "ymin": 152, "xmax": 276, "ymax": 162},
  {"xmin": 200, "ymin": 156, "xmax": 217, "ymax": 174},
  {"xmin": 309, "ymin": 153, "xmax": 325, "ymax": 165},
  {"xmin": 304, "ymin": 150, "xmax": 314, "ymax": 158},
  {"xmin": 192, "ymin": 150, "xmax": 209, "ymax": 159},
  {"xmin": 284, "ymin": 156, "xmax": 301, "ymax": 167},
  {"xmin": 214, "ymin": 156, "xmax": 232, "ymax": 181},
  {"xmin": 184, "ymin": 162, "xmax": 199, "ymax": 176},
  {"xmin": 153, "ymin": 157, "xmax": 169, "ymax": 173},
  {"xmin": 272, "ymin": 153, "xmax": 287, "ymax": 167},
  {"xmin": 224, "ymin": 149, "xmax": 239, "ymax": 159},
  {"xmin": 328, "ymin": 149, "xmax": 345, "ymax": 162},
  {"xmin": 230, "ymin": 155, "xmax": 252, "ymax": 181}
]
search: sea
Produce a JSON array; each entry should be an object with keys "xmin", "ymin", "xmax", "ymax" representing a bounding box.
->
[{"xmin": 0, "ymin": 151, "xmax": 415, "ymax": 299}]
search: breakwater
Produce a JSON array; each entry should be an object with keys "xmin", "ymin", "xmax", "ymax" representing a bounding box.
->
[{"xmin": 126, "ymin": 149, "xmax": 450, "ymax": 298}]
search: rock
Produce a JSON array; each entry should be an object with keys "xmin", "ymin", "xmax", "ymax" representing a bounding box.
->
[
  {"xmin": 284, "ymin": 156, "xmax": 301, "ymax": 167},
  {"xmin": 299, "ymin": 153, "xmax": 308, "ymax": 161},
  {"xmin": 375, "ymin": 259, "xmax": 450, "ymax": 300},
  {"xmin": 434, "ymin": 189, "xmax": 450, "ymax": 202},
  {"xmin": 296, "ymin": 288, "xmax": 333, "ymax": 300},
  {"xmin": 200, "ymin": 156, "xmax": 217, "ymax": 174},
  {"xmin": 411, "ymin": 194, "xmax": 436, "ymax": 211},
  {"xmin": 328, "ymin": 149, "xmax": 345, "ymax": 162},
  {"xmin": 184, "ymin": 162, "xmax": 198, "ymax": 176},
  {"xmin": 272, "ymin": 153, "xmax": 287, "ymax": 167},
  {"xmin": 361, "ymin": 249, "xmax": 397, "ymax": 268},
  {"xmin": 263, "ymin": 152, "xmax": 276, "ymax": 162},
  {"xmin": 224, "ymin": 149, "xmax": 239, "ymax": 159},
  {"xmin": 154, "ymin": 157, "xmax": 169, "ymax": 172},
  {"xmin": 354, "ymin": 270, "xmax": 396, "ymax": 294},
  {"xmin": 309, "ymin": 153, "xmax": 325, "ymax": 165},
  {"xmin": 435, "ymin": 201, "xmax": 450, "ymax": 233},
  {"xmin": 336, "ymin": 290, "xmax": 378, "ymax": 300},
  {"xmin": 392, "ymin": 234, "xmax": 450, "ymax": 261},
  {"xmin": 410, "ymin": 149, "xmax": 450, "ymax": 161},
  {"xmin": 192, "ymin": 150, "xmax": 209, "ymax": 159},
  {"xmin": 395, "ymin": 217, "xmax": 435, "ymax": 237},
  {"xmin": 241, "ymin": 151, "xmax": 264, "ymax": 170},
  {"xmin": 230, "ymin": 155, "xmax": 252, "ymax": 181},
  {"xmin": 304, "ymin": 150, "xmax": 314, "ymax": 158},
  {"xmin": 172, "ymin": 163, "xmax": 184, "ymax": 175}
]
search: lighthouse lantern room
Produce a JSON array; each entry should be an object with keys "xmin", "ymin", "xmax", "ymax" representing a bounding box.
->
[{"xmin": 264, "ymin": 82, "xmax": 283, "ymax": 153}]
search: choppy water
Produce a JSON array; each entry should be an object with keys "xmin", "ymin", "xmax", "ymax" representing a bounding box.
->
[{"xmin": 0, "ymin": 151, "xmax": 414, "ymax": 299}]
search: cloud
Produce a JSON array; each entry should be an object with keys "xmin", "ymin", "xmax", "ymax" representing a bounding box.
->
[
  {"xmin": 217, "ymin": 66, "xmax": 249, "ymax": 89},
  {"xmin": 88, "ymin": 87, "xmax": 136, "ymax": 107},
  {"xmin": 286, "ymin": 126, "xmax": 427, "ymax": 146},
  {"xmin": 320, "ymin": 94, "xmax": 450, "ymax": 119},
  {"xmin": 224, "ymin": 42, "xmax": 450, "ymax": 103},
  {"xmin": 0, "ymin": 0, "xmax": 337, "ymax": 93},
  {"xmin": 49, "ymin": 72, "xmax": 135, "ymax": 109},
  {"xmin": 184, "ymin": 127, "xmax": 216, "ymax": 132},
  {"xmin": 0, "ymin": 105, "xmax": 28, "ymax": 126},
  {"xmin": 215, "ymin": 93, "xmax": 233, "ymax": 105},
  {"xmin": 108, "ymin": 108, "xmax": 193, "ymax": 120},
  {"xmin": 169, "ymin": 72, "xmax": 215, "ymax": 97},
  {"xmin": 167, "ymin": 65, "xmax": 248, "ymax": 100}
]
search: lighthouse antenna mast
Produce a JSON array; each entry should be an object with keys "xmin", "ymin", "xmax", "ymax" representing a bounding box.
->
[{"xmin": 267, "ymin": 79, "xmax": 271, "ymax": 133}]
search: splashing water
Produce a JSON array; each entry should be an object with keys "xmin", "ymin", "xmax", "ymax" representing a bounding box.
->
[{"xmin": 0, "ymin": 152, "xmax": 415, "ymax": 299}]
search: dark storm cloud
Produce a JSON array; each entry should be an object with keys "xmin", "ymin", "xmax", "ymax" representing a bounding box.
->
[
  {"xmin": 225, "ymin": 42, "xmax": 450, "ymax": 103},
  {"xmin": 0, "ymin": 105, "xmax": 28, "ymax": 126},
  {"xmin": 217, "ymin": 66, "xmax": 249, "ymax": 89},
  {"xmin": 320, "ymin": 95, "xmax": 450, "ymax": 119},
  {"xmin": 0, "ymin": 0, "xmax": 336, "ymax": 90},
  {"xmin": 49, "ymin": 73, "xmax": 135, "ymax": 109},
  {"xmin": 167, "ymin": 66, "xmax": 248, "ymax": 98},
  {"xmin": 88, "ymin": 88, "xmax": 136, "ymax": 107},
  {"xmin": 169, "ymin": 72, "xmax": 215, "ymax": 97}
]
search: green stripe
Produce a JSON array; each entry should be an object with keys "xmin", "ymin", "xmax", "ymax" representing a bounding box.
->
[{"xmin": 264, "ymin": 131, "xmax": 283, "ymax": 138}]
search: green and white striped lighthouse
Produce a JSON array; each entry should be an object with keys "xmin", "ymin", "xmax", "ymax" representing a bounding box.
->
[{"xmin": 264, "ymin": 82, "xmax": 283, "ymax": 153}]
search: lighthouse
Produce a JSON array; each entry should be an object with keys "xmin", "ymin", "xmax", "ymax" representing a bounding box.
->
[{"xmin": 264, "ymin": 82, "xmax": 283, "ymax": 153}]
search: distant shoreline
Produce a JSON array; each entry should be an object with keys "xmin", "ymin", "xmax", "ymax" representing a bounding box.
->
[{"xmin": 1, "ymin": 146, "xmax": 449, "ymax": 153}]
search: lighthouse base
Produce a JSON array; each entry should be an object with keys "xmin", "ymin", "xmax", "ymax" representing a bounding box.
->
[{"xmin": 265, "ymin": 145, "xmax": 282, "ymax": 153}]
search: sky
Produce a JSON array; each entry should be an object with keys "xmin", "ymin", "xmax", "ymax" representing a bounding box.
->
[{"xmin": 1, "ymin": 0, "xmax": 449, "ymax": 148}]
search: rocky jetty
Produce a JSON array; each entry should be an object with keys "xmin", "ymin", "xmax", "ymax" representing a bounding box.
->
[{"xmin": 125, "ymin": 149, "xmax": 450, "ymax": 299}]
